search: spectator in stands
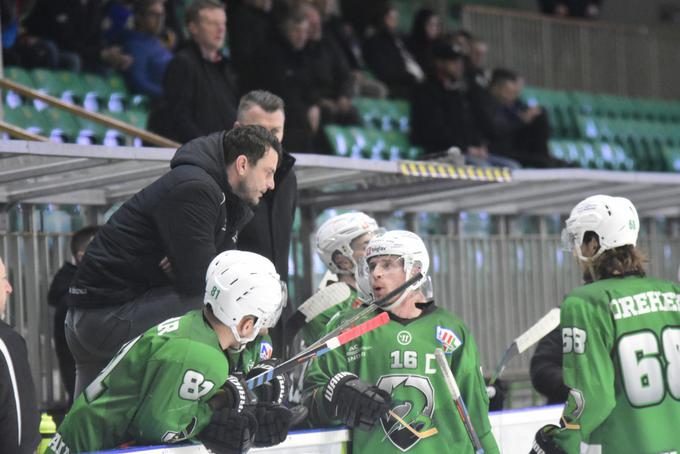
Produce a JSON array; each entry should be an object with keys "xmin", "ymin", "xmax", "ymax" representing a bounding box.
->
[
  {"xmin": 478, "ymin": 68, "xmax": 565, "ymax": 168},
  {"xmin": 66, "ymin": 126, "xmax": 281, "ymax": 397},
  {"xmin": 530, "ymin": 327, "xmax": 570, "ymax": 404},
  {"xmin": 1, "ymin": 0, "xmax": 81, "ymax": 71},
  {"xmin": 0, "ymin": 257, "xmax": 41, "ymax": 454},
  {"xmin": 235, "ymin": 91, "xmax": 297, "ymax": 355},
  {"xmin": 24, "ymin": 0, "xmax": 133, "ymax": 72},
  {"xmin": 363, "ymin": 3, "xmax": 425, "ymax": 99},
  {"xmin": 411, "ymin": 43, "xmax": 519, "ymax": 168},
  {"xmin": 121, "ymin": 0, "xmax": 173, "ymax": 99},
  {"xmin": 148, "ymin": 0, "xmax": 239, "ymax": 144},
  {"xmin": 256, "ymin": 7, "xmax": 320, "ymax": 152},
  {"xmin": 228, "ymin": 0, "xmax": 274, "ymax": 91},
  {"xmin": 304, "ymin": 4, "xmax": 360, "ymax": 127},
  {"xmin": 538, "ymin": 0, "xmax": 602, "ymax": 19},
  {"xmin": 313, "ymin": 0, "xmax": 388, "ymax": 98},
  {"xmin": 407, "ymin": 8, "xmax": 442, "ymax": 78},
  {"xmin": 47, "ymin": 226, "xmax": 98, "ymax": 404}
]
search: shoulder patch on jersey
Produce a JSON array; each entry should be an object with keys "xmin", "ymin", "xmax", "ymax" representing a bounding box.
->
[
  {"xmin": 259, "ymin": 341, "xmax": 273, "ymax": 360},
  {"xmin": 436, "ymin": 325, "xmax": 462, "ymax": 354}
]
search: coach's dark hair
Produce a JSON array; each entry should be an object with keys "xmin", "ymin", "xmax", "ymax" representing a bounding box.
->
[
  {"xmin": 71, "ymin": 226, "xmax": 99, "ymax": 258},
  {"xmin": 237, "ymin": 91, "xmax": 285, "ymax": 121},
  {"xmin": 134, "ymin": 0, "xmax": 163, "ymax": 16},
  {"xmin": 583, "ymin": 231, "xmax": 647, "ymax": 280},
  {"xmin": 223, "ymin": 125, "xmax": 282, "ymax": 167},
  {"xmin": 185, "ymin": 0, "xmax": 224, "ymax": 25}
]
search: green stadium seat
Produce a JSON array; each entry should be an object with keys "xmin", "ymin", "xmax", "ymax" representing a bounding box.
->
[
  {"xmin": 2, "ymin": 105, "xmax": 50, "ymax": 137},
  {"xmin": 324, "ymin": 125, "xmax": 354, "ymax": 157},
  {"xmin": 4, "ymin": 66, "xmax": 35, "ymax": 108},
  {"xmin": 41, "ymin": 108, "xmax": 83, "ymax": 142}
]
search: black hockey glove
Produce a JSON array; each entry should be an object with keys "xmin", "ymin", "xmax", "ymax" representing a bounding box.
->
[
  {"xmin": 198, "ymin": 406, "xmax": 258, "ymax": 454},
  {"xmin": 243, "ymin": 402, "xmax": 293, "ymax": 447},
  {"xmin": 246, "ymin": 359, "xmax": 287, "ymax": 404},
  {"xmin": 323, "ymin": 372, "xmax": 392, "ymax": 431},
  {"xmin": 207, "ymin": 375, "xmax": 252, "ymax": 413},
  {"xmin": 529, "ymin": 424, "xmax": 567, "ymax": 454}
]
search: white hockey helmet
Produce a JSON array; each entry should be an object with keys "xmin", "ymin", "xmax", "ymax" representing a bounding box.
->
[
  {"xmin": 561, "ymin": 195, "xmax": 639, "ymax": 262},
  {"xmin": 315, "ymin": 212, "xmax": 379, "ymax": 275},
  {"xmin": 204, "ymin": 250, "xmax": 286, "ymax": 351},
  {"xmin": 357, "ymin": 230, "xmax": 432, "ymax": 311}
]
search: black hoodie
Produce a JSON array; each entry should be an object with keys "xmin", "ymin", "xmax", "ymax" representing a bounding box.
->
[{"xmin": 69, "ymin": 132, "xmax": 253, "ymax": 308}]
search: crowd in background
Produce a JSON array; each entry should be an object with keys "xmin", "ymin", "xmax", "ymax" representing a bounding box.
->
[{"xmin": 1, "ymin": 0, "xmax": 574, "ymax": 168}]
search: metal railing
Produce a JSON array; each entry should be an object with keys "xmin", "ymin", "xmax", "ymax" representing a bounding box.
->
[
  {"xmin": 5, "ymin": 227, "xmax": 680, "ymax": 409},
  {"xmin": 0, "ymin": 77, "xmax": 180, "ymax": 147},
  {"xmin": 461, "ymin": 5, "xmax": 680, "ymax": 99}
]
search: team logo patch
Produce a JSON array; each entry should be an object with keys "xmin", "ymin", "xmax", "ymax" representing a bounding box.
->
[
  {"xmin": 397, "ymin": 330, "xmax": 412, "ymax": 346},
  {"xmin": 260, "ymin": 341, "xmax": 273, "ymax": 360},
  {"xmin": 436, "ymin": 326, "xmax": 462, "ymax": 353}
]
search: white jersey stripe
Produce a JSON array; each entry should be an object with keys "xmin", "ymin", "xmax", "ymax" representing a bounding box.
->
[{"xmin": 0, "ymin": 338, "xmax": 22, "ymax": 443}]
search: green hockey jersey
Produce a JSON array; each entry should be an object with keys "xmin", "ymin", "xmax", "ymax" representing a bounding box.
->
[
  {"xmin": 46, "ymin": 310, "xmax": 231, "ymax": 453},
  {"xmin": 304, "ymin": 302, "xmax": 499, "ymax": 454},
  {"xmin": 299, "ymin": 285, "xmax": 359, "ymax": 346},
  {"xmin": 554, "ymin": 275, "xmax": 680, "ymax": 454}
]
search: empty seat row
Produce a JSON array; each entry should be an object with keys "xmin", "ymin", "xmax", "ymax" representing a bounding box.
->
[{"xmin": 324, "ymin": 125, "xmax": 424, "ymax": 161}]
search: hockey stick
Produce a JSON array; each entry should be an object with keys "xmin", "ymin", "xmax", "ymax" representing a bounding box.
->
[
  {"xmin": 246, "ymin": 311, "xmax": 390, "ymax": 390},
  {"xmin": 297, "ymin": 272, "xmax": 423, "ymax": 358},
  {"xmin": 387, "ymin": 410, "xmax": 439, "ymax": 439},
  {"xmin": 434, "ymin": 348, "xmax": 485, "ymax": 454},
  {"xmin": 488, "ymin": 308, "xmax": 561, "ymax": 386},
  {"xmin": 286, "ymin": 282, "xmax": 353, "ymax": 336}
]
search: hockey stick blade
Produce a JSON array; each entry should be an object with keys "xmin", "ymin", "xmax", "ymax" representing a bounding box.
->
[
  {"xmin": 488, "ymin": 308, "xmax": 560, "ymax": 386},
  {"xmin": 297, "ymin": 272, "xmax": 423, "ymax": 359},
  {"xmin": 286, "ymin": 282, "xmax": 353, "ymax": 336},
  {"xmin": 387, "ymin": 410, "xmax": 439, "ymax": 439},
  {"xmin": 246, "ymin": 312, "xmax": 390, "ymax": 390},
  {"xmin": 435, "ymin": 348, "xmax": 485, "ymax": 454}
]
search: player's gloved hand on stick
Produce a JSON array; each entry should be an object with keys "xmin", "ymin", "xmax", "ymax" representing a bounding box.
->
[
  {"xmin": 246, "ymin": 359, "xmax": 287, "ymax": 404},
  {"xmin": 198, "ymin": 406, "xmax": 258, "ymax": 454},
  {"xmin": 244, "ymin": 402, "xmax": 293, "ymax": 447},
  {"xmin": 207, "ymin": 374, "xmax": 252, "ymax": 412},
  {"xmin": 323, "ymin": 372, "xmax": 392, "ymax": 431},
  {"xmin": 529, "ymin": 424, "xmax": 567, "ymax": 454}
]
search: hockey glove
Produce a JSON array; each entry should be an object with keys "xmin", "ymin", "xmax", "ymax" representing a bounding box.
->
[
  {"xmin": 323, "ymin": 372, "xmax": 392, "ymax": 431},
  {"xmin": 246, "ymin": 359, "xmax": 287, "ymax": 404},
  {"xmin": 207, "ymin": 374, "xmax": 252, "ymax": 413},
  {"xmin": 244, "ymin": 402, "xmax": 293, "ymax": 447},
  {"xmin": 198, "ymin": 407, "xmax": 258, "ymax": 454},
  {"xmin": 529, "ymin": 424, "xmax": 567, "ymax": 454}
]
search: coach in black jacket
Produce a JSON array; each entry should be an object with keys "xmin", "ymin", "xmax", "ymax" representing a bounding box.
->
[
  {"xmin": 67, "ymin": 125, "xmax": 281, "ymax": 396},
  {"xmin": 0, "ymin": 258, "xmax": 40, "ymax": 454}
]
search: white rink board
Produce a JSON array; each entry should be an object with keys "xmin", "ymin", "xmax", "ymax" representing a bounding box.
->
[{"xmin": 98, "ymin": 405, "xmax": 563, "ymax": 454}]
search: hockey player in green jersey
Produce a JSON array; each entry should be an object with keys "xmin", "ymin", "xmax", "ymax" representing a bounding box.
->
[
  {"xmin": 46, "ymin": 250, "xmax": 292, "ymax": 454},
  {"xmin": 530, "ymin": 195, "xmax": 680, "ymax": 454},
  {"xmin": 294, "ymin": 212, "xmax": 379, "ymax": 346},
  {"xmin": 304, "ymin": 230, "xmax": 499, "ymax": 453}
]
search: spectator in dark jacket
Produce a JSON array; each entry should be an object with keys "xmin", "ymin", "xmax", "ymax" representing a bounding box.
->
[
  {"xmin": 228, "ymin": 0, "xmax": 273, "ymax": 91},
  {"xmin": 314, "ymin": 0, "xmax": 388, "ymax": 98},
  {"xmin": 121, "ymin": 0, "xmax": 173, "ymax": 99},
  {"xmin": 47, "ymin": 226, "xmax": 98, "ymax": 404},
  {"xmin": 304, "ymin": 4, "xmax": 360, "ymax": 127},
  {"xmin": 23, "ymin": 0, "xmax": 132, "ymax": 72},
  {"xmin": 407, "ymin": 8, "xmax": 442, "ymax": 78},
  {"xmin": 148, "ymin": 0, "xmax": 239, "ymax": 144},
  {"xmin": 363, "ymin": 3, "xmax": 424, "ymax": 99},
  {"xmin": 256, "ymin": 8, "xmax": 320, "ymax": 152},
  {"xmin": 67, "ymin": 126, "xmax": 282, "ymax": 397},
  {"xmin": 0, "ymin": 258, "xmax": 40, "ymax": 454},
  {"xmin": 234, "ymin": 91, "xmax": 297, "ymax": 355},
  {"xmin": 530, "ymin": 327, "xmax": 570, "ymax": 404},
  {"xmin": 477, "ymin": 68, "xmax": 565, "ymax": 168}
]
